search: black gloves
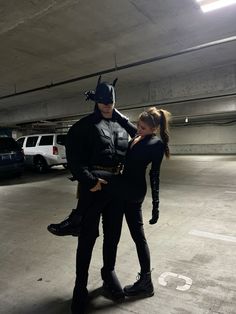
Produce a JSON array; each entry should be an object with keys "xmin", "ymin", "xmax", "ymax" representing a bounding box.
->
[
  {"xmin": 84, "ymin": 90, "xmax": 95, "ymax": 101},
  {"xmin": 112, "ymin": 109, "xmax": 137, "ymax": 138},
  {"xmin": 149, "ymin": 204, "xmax": 159, "ymax": 224},
  {"xmin": 112, "ymin": 108, "xmax": 129, "ymax": 123},
  {"xmin": 149, "ymin": 169, "xmax": 160, "ymax": 225}
]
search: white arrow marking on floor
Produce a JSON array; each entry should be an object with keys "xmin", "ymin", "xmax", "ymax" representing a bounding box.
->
[
  {"xmin": 158, "ymin": 272, "xmax": 192, "ymax": 291},
  {"xmin": 189, "ymin": 230, "xmax": 236, "ymax": 243}
]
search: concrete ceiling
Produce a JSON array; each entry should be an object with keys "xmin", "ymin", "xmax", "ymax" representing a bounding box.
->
[{"xmin": 1, "ymin": 0, "xmax": 236, "ymax": 124}]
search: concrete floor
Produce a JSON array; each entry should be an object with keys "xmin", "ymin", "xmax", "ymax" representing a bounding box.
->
[{"xmin": 0, "ymin": 155, "xmax": 236, "ymax": 314}]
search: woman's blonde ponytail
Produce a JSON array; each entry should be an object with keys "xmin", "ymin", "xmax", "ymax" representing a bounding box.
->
[{"xmin": 159, "ymin": 109, "xmax": 171, "ymax": 158}]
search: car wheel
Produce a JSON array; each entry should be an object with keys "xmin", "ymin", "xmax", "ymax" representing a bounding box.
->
[{"xmin": 34, "ymin": 156, "xmax": 48, "ymax": 173}]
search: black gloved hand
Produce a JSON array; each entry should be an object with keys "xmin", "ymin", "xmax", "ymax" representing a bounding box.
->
[
  {"xmin": 112, "ymin": 108, "xmax": 129, "ymax": 122},
  {"xmin": 112, "ymin": 108, "xmax": 137, "ymax": 138},
  {"xmin": 84, "ymin": 90, "xmax": 95, "ymax": 101},
  {"xmin": 149, "ymin": 168, "xmax": 160, "ymax": 225},
  {"xmin": 149, "ymin": 204, "xmax": 159, "ymax": 225}
]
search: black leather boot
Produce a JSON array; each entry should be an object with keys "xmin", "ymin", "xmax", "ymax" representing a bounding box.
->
[
  {"xmin": 71, "ymin": 286, "xmax": 88, "ymax": 314},
  {"xmin": 101, "ymin": 268, "xmax": 125, "ymax": 301},
  {"xmin": 47, "ymin": 209, "xmax": 82, "ymax": 236},
  {"xmin": 124, "ymin": 272, "xmax": 154, "ymax": 297}
]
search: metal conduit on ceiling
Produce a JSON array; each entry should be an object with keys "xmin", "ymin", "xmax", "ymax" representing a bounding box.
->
[{"xmin": 1, "ymin": 35, "xmax": 236, "ymax": 101}]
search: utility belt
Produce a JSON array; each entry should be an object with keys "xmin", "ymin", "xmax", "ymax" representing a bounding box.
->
[{"xmin": 92, "ymin": 164, "xmax": 123, "ymax": 175}]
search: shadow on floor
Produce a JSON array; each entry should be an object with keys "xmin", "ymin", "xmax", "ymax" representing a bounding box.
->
[
  {"xmin": 89, "ymin": 287, "xmax": 149, "ymax": 313},
  {"xmin": 11, "ymin": 287, "xmax": 147, "ymax": 314}
]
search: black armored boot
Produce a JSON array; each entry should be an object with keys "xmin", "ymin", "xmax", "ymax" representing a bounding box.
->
[
  {"xmin": 101, "ymin": 268, "xmax": 125, "ymax": 301},
  {"xmin": 124, "ymin": 272, "xmax": 154, "ymax": 297},
  {"xmin": 47, "ymin": 209, "xmax": 82, "ymax": 236}
]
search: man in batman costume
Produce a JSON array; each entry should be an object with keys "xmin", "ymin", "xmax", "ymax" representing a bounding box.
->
[{"xmin": 48, "ymin": 76, "xmax": 136, "ymax": 313}]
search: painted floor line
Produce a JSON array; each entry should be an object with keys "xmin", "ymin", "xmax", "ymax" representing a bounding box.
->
[
  {"xmin": 189, "ymin": 230, "xmax": 236, "ymax": 243},
  {"xmin": 224, "ymin": 191, "xmax": 236, "ymax": 194}
]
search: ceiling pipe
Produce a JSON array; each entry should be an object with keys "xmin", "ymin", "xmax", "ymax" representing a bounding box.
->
[
  {"xmin": 119, "ymin": 92, "xmax": 236, "ymax": 112},
  {"xmin": 1, "ymin": 35, "xmax": 236, "ymax": 101}
]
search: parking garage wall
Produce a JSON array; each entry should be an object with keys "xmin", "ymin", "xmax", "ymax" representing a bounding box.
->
[{"xmin": 169, "ymin": 124, "xmax": 236, "ymax": 155}]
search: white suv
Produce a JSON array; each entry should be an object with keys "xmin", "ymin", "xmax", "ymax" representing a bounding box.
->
[{"xmin": 16, "ymin": 133, "xmax": 67, "ymax": 173}]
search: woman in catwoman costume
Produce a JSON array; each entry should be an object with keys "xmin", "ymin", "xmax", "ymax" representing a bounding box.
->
[
  {"xmin": 105, "ymin": 106, "xmax": 171, "ymax": 297},
  {"xmin": 79, "ymin": 106, "xmax": 171, "ymax": 298}
]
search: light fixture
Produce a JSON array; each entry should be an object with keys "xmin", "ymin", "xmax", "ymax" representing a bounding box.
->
[
  {"xmin": 185, "ymin": 117, "xmax": 189, "ymax": 123},
  {"xmin": 196, "ymin": 0, "xmax": 236, "ymax": 12}
]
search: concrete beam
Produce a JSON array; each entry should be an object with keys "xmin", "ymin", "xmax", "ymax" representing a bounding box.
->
[{"xmin": 0, "ymin": 65, "xmax": 236, "ymax": 126}]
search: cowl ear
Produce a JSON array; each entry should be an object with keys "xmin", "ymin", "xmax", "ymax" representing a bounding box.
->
[
  {"xmin": 112, "ymin": 78, "xmax": 118, "ymax": 87},
  {"xmin": 96, "ymin": 75, "xmax": 102, "ymax": 87}
]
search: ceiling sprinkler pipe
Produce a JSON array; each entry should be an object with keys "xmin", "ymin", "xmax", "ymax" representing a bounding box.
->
[{"xmin": 1, "ymin": 35, "xmax": 236, "ymax": 100}]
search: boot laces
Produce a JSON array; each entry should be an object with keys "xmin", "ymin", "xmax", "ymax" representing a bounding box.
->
[
  {"xmin": 60, "ymin": 216, "xmax": 71, "ymax": 227},
  {"xmin": 133, "ymin": 269, "xmax": 153, "ymax": 287},
  {"xmin": 59, "ymin": 209, "xmax": 76, "ymax": 227},
  {"xmin": 133, "ymin": 273, "xmax": 142, "ymax": 287}
]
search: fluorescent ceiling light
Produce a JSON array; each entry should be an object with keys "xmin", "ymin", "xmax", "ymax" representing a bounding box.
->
[{"xmin": 196, "ymin": 0, "xmax": 236, "ymax": 12}]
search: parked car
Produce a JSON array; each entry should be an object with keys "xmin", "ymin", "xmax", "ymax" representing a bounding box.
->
[
  {"xmin": 0, "ymin": 136, "xmax": 25, "ymax": 177},
  {"xmin": 16, "ymin": 133, "xmax": 67, "ymax": 173}
]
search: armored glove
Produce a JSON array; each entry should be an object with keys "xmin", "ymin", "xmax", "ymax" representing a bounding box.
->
[
  {"xmin": 112, "ymin": 109, "xmax": 137, "ymax": 138},
  {"xmin": 149, "ymin": 169, "xmax": 160, "ymax": 225},
  {"xmin": 84, "ymin": 90, "xmax": 95, "ymax": 101},
  {"xmin": 112, "ymin": 108, "xmax": 129, "ymax": 123}
]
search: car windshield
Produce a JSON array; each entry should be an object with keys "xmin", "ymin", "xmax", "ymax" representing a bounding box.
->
[
  {"xmin": 56, "ymin": 135, "xmax": 66, "ymax": 146},
  {"xmin": 0, "ymin": 137, "xmax": 20, "ymax": 153}
]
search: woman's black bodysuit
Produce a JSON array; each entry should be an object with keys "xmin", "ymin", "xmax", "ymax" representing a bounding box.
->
[{"xmin": 95, "ymin": 133, "xmax": 165, "ymax": 273}]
